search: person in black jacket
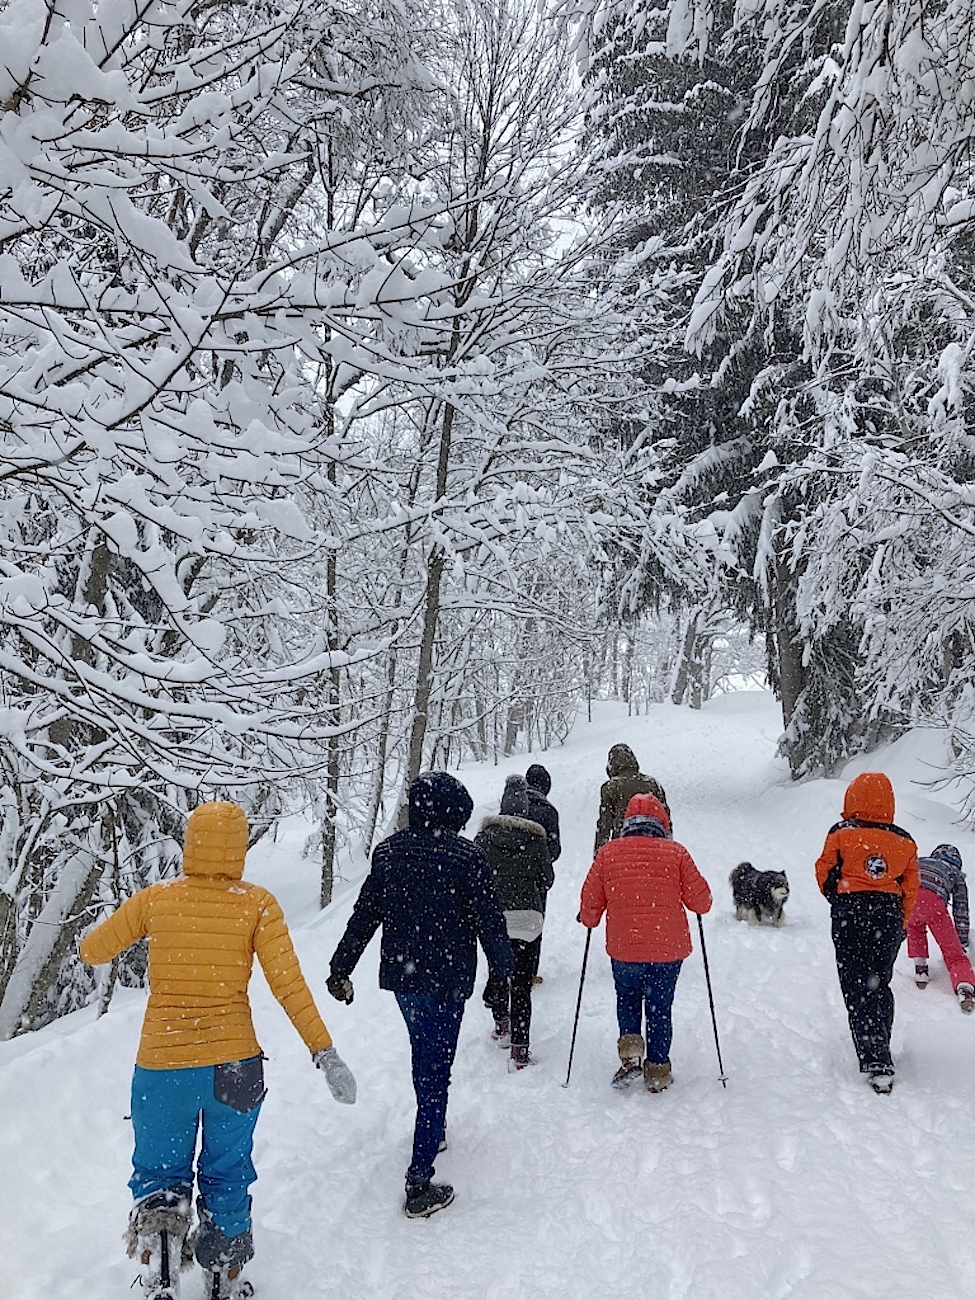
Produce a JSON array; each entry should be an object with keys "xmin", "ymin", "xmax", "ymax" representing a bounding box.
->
[
  {"xmin": 326, "ymin": 771, "xmax": 513, "ymax": 1219},
  {"xmin": 525, "ymin": 764, "xmax": 561, "ymax": 864},
  {"xmin": 475, "ymin": 775, "xmax": 554, "ymax": 1069},
  {"xmin": 525, "ymin": 763, "xmax": 560, "ymax": 986}
]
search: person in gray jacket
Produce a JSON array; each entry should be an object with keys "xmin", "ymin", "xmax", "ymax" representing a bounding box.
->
[{"xmin": 475, "ymin": 775, "xmax": 554, "ymax": 1068}]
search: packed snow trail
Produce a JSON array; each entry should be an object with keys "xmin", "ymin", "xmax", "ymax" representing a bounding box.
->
[{"xmin": 5, "ymin": 692, "xmax": 975, "ymax": 1300}]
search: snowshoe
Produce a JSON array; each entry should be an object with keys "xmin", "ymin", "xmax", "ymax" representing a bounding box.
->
[
  {"xmin": 491, "ymin": 1017, "xmax": 511, "ymax": 1048},
  {"xmin": 611, "ymin": 1062, "xmax": 643, "ymax": 1090},
  {"xmin": 203, "ymin": 1268, "xmax": 254, "ymax": 1300},
  {"xmin": 404, "ymin": 1181, "xmax": 454, "ymax": 1219},
  {"xmin": 612, "ymin": 1034, "xmax": 644, "ymax": 1089},
  {"xmin": 957, "ymin": 983, "xmax": 975, "ymax": 1013},
  {"xmin": 915, "ymin": 962, "xmax": 929, "ymax": 989},
  {"xmin": 194, "ymin": 1198, "xmax": 253, "ymax": 1297},
  {"xmin": 126, "ymin": 1187, "xmax": 192, "ymax": 1300},
  {"xmin": 644, "ymin": 1061, "xmax": 673, "ymax": 1093},
  {"xmin": 508, "ymin": 1044, "xmax": 533, "ymax": 1071}
]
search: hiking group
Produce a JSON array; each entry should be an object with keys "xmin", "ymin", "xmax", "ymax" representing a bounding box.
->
[{"xmin": 78, "ymin": 745, "xmax": 973, "ymax": 1297}]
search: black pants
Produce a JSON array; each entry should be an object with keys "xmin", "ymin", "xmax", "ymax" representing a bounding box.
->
[
  {"xmin": 484, "ymin": 937, "xmax": 541, "ymax": 1047},
  {"xmin": 831, "ymin": 893, "xmax": 903, "ymax": 1072}
]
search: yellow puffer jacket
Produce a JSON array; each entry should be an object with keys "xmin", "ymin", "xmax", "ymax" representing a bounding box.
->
[{"xmin": 80, "ymin": 802, "xmax": 332, "ymax": 1069}]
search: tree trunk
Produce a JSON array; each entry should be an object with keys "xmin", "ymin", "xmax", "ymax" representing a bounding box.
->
[
  {"xmin": 398, "ymin": 550, "xmax": 446, "ymax": 828},
  {"xmin": 320, "ymin": 395, "xmax": 342, "ymax": 907},
  {"xmin": 671, "ymin": 613, "xmax": 698, "ymax": 705},
  {"xmin": 0, "ymin": 843, "xmax": 101, "ymax": 1039},
  {"xmin": 773, "ymin": 534, "xmax": 804, "ymax": 732},
  {"xmin": 397, "ymin": 398, "xmax": 457, "ymax": 826}
]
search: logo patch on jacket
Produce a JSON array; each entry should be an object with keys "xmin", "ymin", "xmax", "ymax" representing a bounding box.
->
[{"xmin": 865, "ymin": 855, "xmax": 888, "ymax": 879}]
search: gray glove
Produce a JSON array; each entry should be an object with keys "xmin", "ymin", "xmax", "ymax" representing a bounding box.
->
[{"xmin": 313, "ymin": 1046, "xmax": 357, "ymax": 1104}]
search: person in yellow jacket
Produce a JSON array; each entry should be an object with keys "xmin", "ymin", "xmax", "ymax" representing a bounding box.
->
[{"xmin": 80, "ymin": 801, "xmax": 355, "ymax": 1300}]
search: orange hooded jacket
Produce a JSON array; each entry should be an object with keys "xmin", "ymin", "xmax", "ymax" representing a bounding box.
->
[
  {"xmin": 80, "ymin": 801, "xmax": 332, "ymax": 1069},
  {"xmin": 580, "ymin": 794, "xmax": 712, "ymax": 963},
  {"xmin": 815, "ymin": 773, "xmax": 919, "ymax": 925}
]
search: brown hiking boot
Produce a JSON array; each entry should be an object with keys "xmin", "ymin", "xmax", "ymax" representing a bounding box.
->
[{"xmin": 644, "ymin": 1060, "xmax": 673, "ymax": 1093}]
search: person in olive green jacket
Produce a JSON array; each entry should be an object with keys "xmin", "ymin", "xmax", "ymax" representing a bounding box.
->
[
  {"xmin": 594, "ymin": 744, "xmax": 670, "ymax": 852},
  {"xmin": 80, "ymin": 801, "xmax": 355, "ymax": 1300}
]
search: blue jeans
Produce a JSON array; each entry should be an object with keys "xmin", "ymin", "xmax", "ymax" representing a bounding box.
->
[
  {"xmin": 612, "ymin": 960, "xmax": 682, "ymax": 1065},
  {"xmin": 130, "ymin": 1060, "xmax": 264, "ymax": 1238},
  {"xmin": 395, "ymin": 993, "xmax": 465, "ymax": 1187}
]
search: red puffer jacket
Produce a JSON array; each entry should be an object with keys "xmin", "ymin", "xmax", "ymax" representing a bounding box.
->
[{"xmin": 580, "ymin": 795, "xmax": 712, "ymax": 962}]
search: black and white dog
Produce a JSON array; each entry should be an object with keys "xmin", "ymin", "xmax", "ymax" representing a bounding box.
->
[{"xmin": 730, "ymin": 862, "xmax": 790, "ymax": 927}]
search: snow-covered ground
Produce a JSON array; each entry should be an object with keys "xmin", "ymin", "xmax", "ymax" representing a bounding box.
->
[{"xmin": 5, "ymin": 692, "xmax": 975, "ymax": 1300}]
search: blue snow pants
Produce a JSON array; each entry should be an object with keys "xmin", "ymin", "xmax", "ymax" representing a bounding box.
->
[
  {"xmin": 130, "ymin": 1058, "xmax": 264, "ymax": 1238},
  {"xmin": 612, "ymin": 959, "xmax": 683, "ymax": 1065},
  {"xmin": 394, "ymin": 993, "xmax": 465, "ymax": 1187}
]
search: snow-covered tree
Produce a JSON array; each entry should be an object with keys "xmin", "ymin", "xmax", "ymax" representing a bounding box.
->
[{"xmin": 0, "ymin": 0, "xmax": 437, "ymax": 1030}]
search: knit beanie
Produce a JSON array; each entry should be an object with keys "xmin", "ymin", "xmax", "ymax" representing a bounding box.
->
[
  {"xmin": 408, "ymin": 771, "xmax": 474, "ymax": 832},
  {"xmin": 932, "ymin": 844, "xmax": 964, "ymax": 873},
  {"xmin": 525, "ymin": 764, "xmax": 551, "ymax": 795},
  {"xmin": 500, "ymin": 774, "xmax": 530, "ymax": 818}
]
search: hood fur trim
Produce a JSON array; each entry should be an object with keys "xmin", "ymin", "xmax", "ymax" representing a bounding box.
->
[{"xmin": 480, "ymin": 814, "xmax": 546, "ymax": 838}]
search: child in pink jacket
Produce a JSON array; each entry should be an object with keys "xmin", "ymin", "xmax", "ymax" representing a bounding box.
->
[{"xmin": 908, "ymin": 844, "xmax": 975, "ymax": 1011}]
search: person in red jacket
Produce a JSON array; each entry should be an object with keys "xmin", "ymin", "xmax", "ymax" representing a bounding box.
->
[
  {"xmin": 579, "ymin": 793, "xmax": 712, "ymax": 1092},
  {"xmin": 815, "ymin": 772, "xmax": 920, "ymax": 1093}
]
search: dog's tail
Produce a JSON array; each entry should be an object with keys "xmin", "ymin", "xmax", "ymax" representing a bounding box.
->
[{"xmin": 729, "ymin": 861, "xmax": 753, "ymax": 885}]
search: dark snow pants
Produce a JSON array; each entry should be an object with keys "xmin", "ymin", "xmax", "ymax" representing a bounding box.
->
[
  {"xmin": 394, "ymin": 993, "xmax": 464, "ymax": 1187},
  {"xmin": 485, "ymin": 936, "xmax": 541, "ymax": 1047},
  {"xmin": 831, "ymin": 893, "xmax": 903, "ymax": 1073},
  {"xmin": 612, "ymin": 959, "xmax": 682, "ymax": 1065}
]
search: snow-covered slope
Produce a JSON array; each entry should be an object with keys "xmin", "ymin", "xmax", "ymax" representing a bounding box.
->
[{"xmin": 5, "ymin": 693, "xmax": 975, "ymax": 1300}]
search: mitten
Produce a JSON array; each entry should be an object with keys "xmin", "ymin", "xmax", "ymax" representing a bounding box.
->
[{"xmin": 313, "ymin": 1047, "xmax": 357, "ymax": 1104}]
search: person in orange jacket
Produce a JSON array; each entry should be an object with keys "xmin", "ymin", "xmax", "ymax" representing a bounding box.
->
[
  {"xmin": 815, "ymin": 772, "xmax": 919, "ymax": 1093},
  {"xmin": 80, "ymin": 801, "xmax": 355, "ymax": 1300},
  {"xmin": 579, "ymin": 793, "xmax": 712, "ymax": 1092}
]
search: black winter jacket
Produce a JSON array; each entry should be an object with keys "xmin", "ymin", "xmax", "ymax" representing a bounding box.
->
[
  {"xmin": 525, "ymin": 788, "xmax": 561, "ymax": 864},
  {"xmin": 475, "ymin": 815, "xmax": 554, "ymax": 915},
  {"xmin": 329, "ymin": 774, "xmax": 514, "ymax": 999}
]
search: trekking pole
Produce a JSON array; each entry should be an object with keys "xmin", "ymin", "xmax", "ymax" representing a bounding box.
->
[
  {"xmin": 697, "ymin": 914, "xmax": 728, "ymax": 1088},
  {"xmin": 562, "ymin": 927, "xmax": 593, "ymax": 1089}
]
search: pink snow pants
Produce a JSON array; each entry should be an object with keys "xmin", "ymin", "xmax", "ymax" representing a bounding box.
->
[{"xmin": 906, "ymin": 888, "xmax": 975, "ymax": 991}]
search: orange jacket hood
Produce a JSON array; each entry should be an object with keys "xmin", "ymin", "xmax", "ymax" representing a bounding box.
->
[
  {"xmin": 843, "ymin": 773, "xmax": 895, "ymax": 824},
  {"xmin": 183, "ymin": 801, "xmax": 248, "ymax": 879},
  {"xmin": 624, "ymin": 793, "xmax": 671, "ymax": 834}
]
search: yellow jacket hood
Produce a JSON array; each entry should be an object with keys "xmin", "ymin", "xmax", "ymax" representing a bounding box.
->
[{"xmin": 183, "ymin": 801, "xmax": 248, "ymax": 879}]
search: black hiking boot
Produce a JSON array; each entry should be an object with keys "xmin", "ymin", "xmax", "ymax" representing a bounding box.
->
[{"xmin": 404, "ymin": 1182, "xmax": 455, "ymax": 1219}]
